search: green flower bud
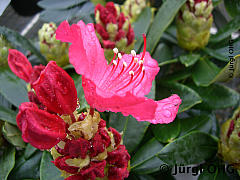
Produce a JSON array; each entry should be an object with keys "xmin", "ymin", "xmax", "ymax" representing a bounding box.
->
[
  {"xmin": 176, "ymin": 0, "xmax": 213, "ymax": 51},
  {"xmin": 0, "ymin": 35, "xmax": 12, "ymax": 66},
  {"xmin": 38, "ymin": 22, "xmax": 69, "ymax": 67},
  {"xmin": 122, "ymin": 0, "xmax": 147, "ymax": 23},
  {"xmin": 218, "ymin": 107, "xmax": 240, "ymax": 169}
]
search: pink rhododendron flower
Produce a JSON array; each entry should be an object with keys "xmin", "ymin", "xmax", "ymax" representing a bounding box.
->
[{"xmin": 56, "ymin": 20, "xmax": 181, "ymax": 124}]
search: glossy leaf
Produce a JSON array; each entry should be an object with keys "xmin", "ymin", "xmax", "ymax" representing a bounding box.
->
[
  {"xmin": 152, "ymin": 118, "xmax": 180, "ymax": 143},
  {"xmin": 40, "ymin": 151, "xmax": 63, "ymax": 180},
  {"xmin": 109, "ymin": 112, "xmax": 149, "ymax": 153},
  {"xmin": 152, "ymin": 43, "xmax": 173, "ymax": 64},
  {"xmin": 133, "ymin": 7, "xmax": 152, "ymax": 52},
  {"xmin": 147, "ymin": 0, "xmax": 187, "ymax": 53},
  {"xmin": 179, "ymin": 54, "xmax": 200, "ymax": 67},
  {"xmin": 203, "ymin": 48, "xmax": 227, "ymax": 62},
  {"xmin": 2, "ymin": 122, "xmax": 25, "ymax": 148},
  {"xmin": 24, "ymin": 144, "xmax": 38, "ymax": 160},
  {"xmin": 156, "ymin": 82, "xmax": 202, "ymax": 113},
  {"xmin": 224, "ymin": 0, "xmax": 240, "ymax": 18},
  {"xmin": 188, "ymin": 83, "xmax": 240, "ymax": 110},
  {"xmin": 131, "ymin": 138, "xmax": 165, "ymax": 174},
  {"xmin": 0, "ymin": 67, "xmax": 28, "ymax": 107},
  {"xmin": 0, "ymin": 26, "xmax": 46, "ymax": 64},
  {"xmin": 157, "ymin": 131, "xmax": 218, "ymax": 165},
  {"xmin": 0, "ymin": 0, "xmax": 10, "ymax": 16},
  {"xmin": 38, "ymin": 0, "xmax": 86, "ymax": 9},
  {"xmin": 8, "ymin": 151, "xmax": 42, "ymax": 180},
  {"xmin": 0, "ymin": 105, "xmax": 17, "ymax": 125},
  {"xmin": 210, "ymin": 15, "xmax": 240, "ymax": 43},
  {"xmin": 192, "ymin": 58, "xmax": 220, "ymax": 86},
  {"xmin": 0, "ymin": 146, "xmax": 15, "ymax": 180}
]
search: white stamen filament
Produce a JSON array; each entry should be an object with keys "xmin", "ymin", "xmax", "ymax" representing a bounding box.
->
[
  {"xmin": 131, "ymin": 50, "xmax": 136, "ymax": 57},
  {"xmin": 113, "ymin": 60, "xmax": 117, "ymax": 65},
  {"xmin": 113, "ymin": 48, "xmax": 118, "ymax": 54},
  {"xmin": 139, "ymin": 60, "xmax": 144, "ymax": 65},
  {"xmin": 118, "ymin": 53, "xmax": 122, "ymax": 59},
  {"xmin": 123, "ymin": 61, "xmax": 127, "ymax": 67},
  {"xmin": 129, "ymin": 71, "xmax": 134, "ymax": 76}
]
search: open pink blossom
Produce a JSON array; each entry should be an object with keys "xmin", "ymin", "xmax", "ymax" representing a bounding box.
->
[{"xmin": 56, "ymin": 20, "xmax": 181, "ymax": 124}]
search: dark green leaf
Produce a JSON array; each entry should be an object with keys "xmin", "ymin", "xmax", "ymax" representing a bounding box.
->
[
  {"xmin": 40, "ymin": 151, "xmax": 63, "ymax": 180},
  {"xmin": 157, "ymin": 131, "xmax": 218, "ymax": 165},
  {"xmin": 38, "ymin": 0, "xmax": 86, "ymax": 9},
  {"xmin": 212, "ymin": 0, "xmax": 223, "ymax": 7},
  {"xmin": 152, "ymin": 119, "xmax": 180, "ymax": 143},
  {"xmin": 203, "ymin": 48, "xmax": 228, "ymax": 62},
  {"xmin": 188, "ymin": 83, "xmax": 240, "ymax": 110},
  {"xmin": 147, "ymin": 0, "xmax": 187, "ymax": 54},
  {"xmin": 9, "ymin": 151, "xmax": 42, "ymax": 180},
  {"xmin": 192, "ymin": 58, "xmax": 220, "ymax": 86},
  {"xmin": 156, "ymin": 82, "xmax": 202, "ymax": 113},
  {"xmin": 162, "ymin": 68, "xmax": 192, "ymax": 82},
  {"xmin": 0, "ymin": 67, "xmax": 28, "ymax": 107},
  {"xmin": 0, "ymin": 26, "xmax": 46, "ymax": 64},
  {"xmin": 109, "ymin": 113, "xmax": 149, "ymax": 153},
  {"xmin": 24, "ymin": 144, "xmax": 38, "ymax": 160},
  {"xmin": 145, "ymin": 80, "xmax": 156, "ymax": 99},
  {"xmin": 2, "ymin": 122, "xmax": 25, "ymax": 148},
  {"xmin": 133, "ymin": 7, "xmax": 152, "ymax": 52},
  {"xmin": 210, "ymin": 15, "xmax": 240, "ymax": 43},
  {"xmin": 71, "ymin": 74, "xmax": 89, "ymax": 111},
  {"xmin": 152, "ymin": 43, "xmax": 173, "ymax": 64},
  {"xmin": 0, "ymin": 0, "xmax": 11, "ymax": 16},
  {"xmin": 0, "ymin": 146, "xmax": 15, "ymax": 180},
  {"xmin": 0, "ymin": 105, "xmax": 17, "ymax": 125},
  {"xmin": 131, "ymin": 138, "xmax": 165, "ymax": 174},
  {"xmin": 224, "ymin": 0, "xmax": 240, "ymax": 18},
  {"xmin": 179, "ymin": 54, "xmax": 200, "ymax": 67}
]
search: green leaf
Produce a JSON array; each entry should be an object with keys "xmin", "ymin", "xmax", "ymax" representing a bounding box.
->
[
  {"xmin": 152, "ymin": 119, "xmax": 180, "ymax": 143},
  {"xmin": 212, "ymin": 0, "xmax": 223, "ymax": 7},
  {"xmin": 145, "ymin": 80, "xmax": 156, "ymax": 99},
  {"xmin": 179, "ymin": 114, "xmax": 214, "ymax": 136},
  {"xmin": 0, "ymin": 0, "xmax": 11, "ymax": 16},
  {"xmin": 133, "ymin": 7, "xmax": 152, "ymax": 52},
  {"xmin": 38, "ymin": 0, "xmax": 86, "ymax": 9},
  {"xmin": 0, "ymin": 26, "xmax": 46, "ymax": 64},
  {"xmin": 0, "ymin": 67, "xmax": 28, "ymax": 107},
  {"xmin": 188, "ymin": 83, "xmax": 240, "ymax": 110},
  {"xmin": 192, "ymin": 58, "xmax": 220, "ymax": 86},
  {"xmin": 71, "ymin": 74, "xmax": 89, "ymax": 111},
  {"xmin": 0, "ymin": 105, "xmax": 17, "ymax": 125},
  {"xmin": 109, "ymin": 113, "xmax": 149, "ymax": 153},
  {"xmin": 0, "ymin": 146, "xmax": 15, "ymax": 180},
  {"xmin": 9, "ymin": 151, "xmax": 42, "ymax": 180},
  {"xmin": 224, "ymin": 0, "xmax": 240, "ymax": 18},
  {"xmin": 161, "ymin": 69, "xmax": 192, "ymax": 82},
  {"xmin": 147, "ymin": 0, "xmax": 187, "ymax": 54},
  {"xmin": 156, "ymin": 82, "xmax": 202, "ymax": 113},
  {"xmin": 2, "ymin": 122, "xmax": 25, "ymax": 148},
  {"xmin": 157, "ymin": 131, "xmax": 218, "ymax": 165},
  {"xmin": 40, "ymin": 151, "xmax": 63, "ymax": 180},
  {"xmin": 210, "ymin": 15, "xmax": 240, "ymax": 43},
  {"xmin": 131, "ymin": 138, "xmax": 165, "ymax": 174},
  {"xmin": 24, "ymin": 144, "xmax": 37, "ymax": 160},
  {"xmin": 179, "ymin": 54, "xmax": 200, "ymax": 67},
  {"xmin": 152, "ymin": 43, "xmax": 173, "ymax": 64},
  {"xmin": 203, "ymin": 48, "xmax": 228, "ymax": 62}
]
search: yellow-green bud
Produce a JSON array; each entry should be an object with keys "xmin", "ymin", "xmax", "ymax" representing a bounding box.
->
[
  {"xmin": 38, "ymin": 22, "xmax": 69, "ymax": 67},
  {"xmin": 0, "ymin": 35, "xmax": 12, "ymax": 66}
]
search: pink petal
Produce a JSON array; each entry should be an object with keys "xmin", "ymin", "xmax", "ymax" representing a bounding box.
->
[
  {"xmin": 55, "ymin": 20, "xmax": 108, "ymax": 82},
  {"xmin": 8, "ymin": 49, "xmax": 33, "ymax": 83},
  {"xmin": 17, "ymin": 102, "xmax": 66, "ymax": 149},
  {"xmin": 32, "ymin": 61, "xmax": 78, "ymax": 115}
]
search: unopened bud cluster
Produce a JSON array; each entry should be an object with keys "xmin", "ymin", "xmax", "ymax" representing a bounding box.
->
[
  {"xmin": 38, "ymin": 22, "xmax": 69, "ymax": 66},
  {"xmin": 218, "ymin": 107, "xmax": 240, "ymax": 170},
  {"xmin": 176, "ymin": 0, "xmax": 213, "ymax": 51},
  {"xmin": 0, "ymin": 35, "xmax": 12, "ymax": 66},
  {"xmin": 51, "ymin": 110, "xmax": 130, "ymax": 180},
  {"xmin": 95, "ymin": 2, "xmax": 135, "ymax": 61}
]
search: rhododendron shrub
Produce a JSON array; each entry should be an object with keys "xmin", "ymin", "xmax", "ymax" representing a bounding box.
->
[
  {"xmin": 7, "ymin": 51, "xmax": 130, "ymax": 180},
  {"xmin": 56, "ymin": 20, "xmax": 181, "ymax": 124}
]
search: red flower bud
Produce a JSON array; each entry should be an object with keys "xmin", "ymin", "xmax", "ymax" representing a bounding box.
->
[
  {"xmin": 80, "ymin": 160, "xmax": 106, "ymax": 179},
  {"xmin": 108, "ymin": 166, "xmax": 129, "ymax": 180},
  {"xmin": 107, "ymin": 145, "xmax": 130, "ymax": 168},
  {"xmin": 53, "ymin": 156, "xmax": 79, "ymax": 174},
  {"xmin": 30, "ymin": 65, "xmax": 45, "ymax": 84},
  {"xmin": 95, "ymin": 24, "xmax": 109, "ymax": 40},
  {"xmin": 8, "ymin": 49, "xmax": 33, "ymax": 83},
  {"xmin": 108, "ymin": 127, "xmax": 121, "ymax": 147},
  {"xmin": 32, "ymin": 61, "xmax": 78, "ymax": 115}
]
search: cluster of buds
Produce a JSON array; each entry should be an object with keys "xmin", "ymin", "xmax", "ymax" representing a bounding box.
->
[
  {"xmin": 8, "ymin": 50, "xmax": 130, "ymax": 180},
  {"xmin": 52, "ymin": 111, "xmax": 130, "ymax": 180},
  {"xmin": 38, "ymin": 22, "xmax": 69, "ymax": 67},
  {"xmin": 218, "ymin": 107, "xmax": 240, "ymax": 169},
  {"xmin": 121, "ymin": 0, "xmax": 147, "ymax": 23},
  {"xmin": 0, "ymin": 35, "xmax": 12, "ymax": 66},
  {"xmin": 176, "ymin": 0, "xmax": 213, "ymax": 51},
  {"xmin": 95, "ymin": 2, "xmax": 135, "ymax": 61}
]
